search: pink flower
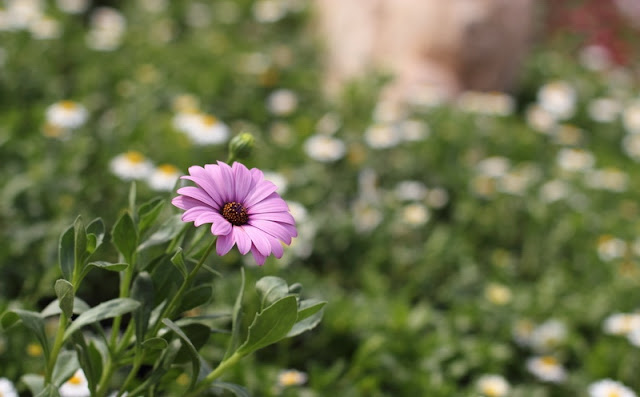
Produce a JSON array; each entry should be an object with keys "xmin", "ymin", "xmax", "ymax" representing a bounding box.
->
[{"xmin": 172, "ymin": 161, "xmax": 297, "ymax": 265}]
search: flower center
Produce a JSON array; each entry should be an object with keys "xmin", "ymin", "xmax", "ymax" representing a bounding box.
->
[
  {"xmin": 60, "ymin": 100, "xmax": 77, "ymax": 110},
  {"xmin": 157, "ymin": 164, "xmax": 179, "ymax": 175},
  {"xmin": 202, "ymin": 115, "xmax": 218, "ymax": 126},
  {"xmin": 222, "ymin": 202, "xmax": 248, "ymax": 226},
  {"xmin": 125, "ymin": 151, "xmax": 145, "ymax": 164},
  {"xmin": 68, "ymin": 374, "xmax": 83, "ymax": 385},
  {"xmin": 540, "ymin": 356, "xmax": 557, "ymax": 366}
]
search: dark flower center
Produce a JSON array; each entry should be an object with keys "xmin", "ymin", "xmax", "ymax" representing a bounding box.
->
[{"xmin": 221, "ymin": 202, "xmax": 248, "ymax": 226}]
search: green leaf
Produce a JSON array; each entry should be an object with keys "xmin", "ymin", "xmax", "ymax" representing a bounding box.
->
[
  {"xmin": 59, "ymin": 224, "xmax": 75, "ymax": 281},
  {"xmin": 79, "ymin": 262, "xmax": 129, "ymax": 285},
  {"xmin": 170, "ymin": 248, "xmax": 188, "ymax": 279},
  {"xmin": 64, "ymin": 298, "xmax": 140, "ymax": 340},
  {"xmin": 142, "ymin": 337, "xmax": 168, "ymax": 350},
  {"xmin": 211, "ymin": 382, "xmax": 251, "ymax": 397},
  {"xmin": 112, "ymin": 212, "xmax": 138, "ymax": 263},
  {"xmin": 21, "ymin": 374, "xmax": 45, "ymax": 396},
  {"xmin": 137, "ymin": 214, "xmax": 184, "ymax": 251},
  {"xmin": 71, "ymin": 333, "xmax": 101, "ymax": 394},
  {"xmin": 35, "ymin": 384, "xmax": 60, "ymax": 397},
  {"xmin": 172, "ymin": 323, "xmax": 211, "ymax": 364},
  {"xmin": 52, "ymin": 350, "xmax": 79, "ymax": 386},
  {"xmin": 129, "ymin": 339, "xmax": 181, "ymax": 396},
  {"xmin": 131, "ymin": 272, "xmax": 154, "ymax": 345},
  {"xmin": 73, "ymin": 216, "xmax": 87, "ymax": 277},
  {"xmin": 85, "ymin": 218, "xmax": 105, "ymax": 254},
  {"xmin": 54, "ymin": 279, "xmax": 74, "ymax": 318},
  {"xmin": 256, "ymin": 276, "xmax": 290, "ymax": 309},
  {"xmin": 178, "ymin": 285, "xmax": 213, "ymax": 314},
  {"xmin": 224, "ymin": 267, "xmax": 245, "ymax": 360},
  {"xmin": 161, "ymin": 319, "xmax": 201, "ymax": 390},
  {"xmin": 2, "ymin": 309, "xmax": 50, "ymax": 360},
  {"xmin": 42, "ymin": 297, "xmax": 90, "ymax": 317},
  {"xmin": 287, "ymin": 300, "xmax": 327, "ymax": 338},
  {"xmin": 138, "ymin": 197, "xmax": 165, "ymax": 235},
  {"xmin": 236, "ymin": 295, "xmax": 298, "ymax": 356}
]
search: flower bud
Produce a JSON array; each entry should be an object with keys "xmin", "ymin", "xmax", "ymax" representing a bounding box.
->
[{"xmin": 228, "ymin": 132, "xmax": 255, "ymax": 160}]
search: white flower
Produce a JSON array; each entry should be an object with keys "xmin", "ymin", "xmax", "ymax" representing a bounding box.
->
[
  {"xmin": 579, "ymin": 45, "xmax": 613, "ymax": 71},
  {"xmin": 400, "ymin": 203, "xmax": 430, "ymax": 227},
  {"xmin": 59, "ymin": 369, "xmax": 90, "ymax": 397},
  {"xmin": 0, "ymin": 378, "xmax": 18, "ymax": 397},
  {"xmin": 172, "ymin": 110, "xmax": 201, "ymax": 134},
  {"xmin": 476, "ymin": 156, "xmax": 511, "ymax": 178},
  {"xmin": 182, "ymin": 114, "xmax": 230, "ymax": 146},
  {"xmin": 588, "ymin": 379, "xmax": 637, "ymax": 397},
  {"xmin": 588, "ymin": 97, "xmax": 622, "ymax": 123},
  {"xmin": 399, "ymin": 119, "xmax": 429, "ymax": 142},
  {"xmin": 186, "ymin": 2, "xmax": 212, "ymax": 28},
  {"xmin": 537, "ymin": 81, "xmax": 576, "ymax": 120},
  {"xmin": 426, "ymin": 187, "xmax": 449, "ymax": 209},
  {"xmin": 628, "ymin": 327, "xmax": 640, "ymax": 347},
  {"xmin": 603, "ymin": 313, "xmax": 640, "ymax": 335},
  {"xmin": 352, "ymin": 199, "xmax": 382, "ymax": 233},
  {"xmin": 529, "ymin": 319, "xmax": 567, "ymax": 353},
  {"xmin": 622, "ymin": 101, "xmax": 640, "ymax": 134},
  {"xmin": 484, "ymin": 283, "xmax": 512, "ymax": 305},
  {"xmin": 526, "ymin": 104, "xmax": 557, "ymax": 133},
  {"xmin": 252, "ymin": 0, "xmax": 287, "ymax": 23},
  {"xmin": 147, "ymin": 164, "xmax": 181, "ymax": 192},
  {"xmin": 5, "ymin": 0, "xmax": 43, "ymax": 30},
  {"xmin": 364, "ymin": 123, "xmax": 400, "ymax": 149},
  {"xmin": 526, "ymin": 356, "xmax": 567, "ymax": 383},
  {"xmin": 86, "ymin": 7, "xmax": 126, "ymax": 51},
  {"xmin": 304, "ymin": 134, "xmax": 346, "ymax": 162},
  {"xmin": 597, "ymin": 236, "xmax": 627, "ymax": 262},
  {"xmin": 267, "ymin": 89, "xmax": 298, "ymax": 116},
  {"xmin": 277, "ymin": 369, "xmax": 307, "ymax": 387},
  {"xmin": 110, "ymin": 151, "xmax": 154, "ymax": 181},
  {"xmin": 556, "ymin": 148, "xmax": 595, "ymax": 172},
  {"xmin": 29, "ymin": 16, "xmax": 61, "ymax": 40},
  {"xmin": 315, "ymin": 112, "xmax": 341, "ymax": 135},
  {"xmin": 512, "ymin": 319, "xmax": 535, "ymax": 347},
  {"xmin": 394, "ymin": 181, "xmax": 428, "ymax": 201},
  {"xmin": 539, "ymin": 179, "xmax": 570, "ymax": 203},
  {"xmin": 622, "ymin": 134, "xmax": 640, "ymax": 161},
  {"xmin": 476, "ymin": 374, "xmax": 510, "ymax": 397},
  {"xmin": 56, "ymin": 0, "xmax": 89, "ymax": 14},
  {"xmin": 584, "ymin": 168, "xmax": 628, "ymax": 192},
  {"xmin": 45, "ymin": 100, "xmax": 88, "ymax": 129}
]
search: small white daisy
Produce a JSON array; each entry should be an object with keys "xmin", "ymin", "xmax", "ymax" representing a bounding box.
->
[
  {"xmin": 597, "ymin": 236, "xmax": 627, "ymax": 262},
  {"xmin": 539, "ymin": 179, "xmax": 570, "ymax": 203},
  {"xmin": 29, "ymin": 16, "xmax": 61, "ymax": 40},
  {"xmin": 59, "ymin": 369, "xmax": 90, "ymax": 397},
  {"xmin": 556, "ymin": 148, "xmax": 595, "ymax": 172},
  {"xmin": 267, "ymin": 89, "xmax": 298, "ymax": 116},
  {"xmin": 476, "ymin": 374, "xmax": 510, "ymax": 397},
  {"xmin": 512, "ymin": 319, "xmax": 535, "ymax": 347},
  {"xmin": 303, "ymin": 134, "xmax": 346, "ymax": 162},
  {"xmin": 400, "ymin": 203, "xmax": 430, "ymax": 227},
  {"xmin": 364, "ymin": 123, "xmax": 401, "ymax": 149},
  {"xmin": 56, "ymin": 0, "xmax": 89, "ymax": 14},
  {"xmin": 184, "ymin": 114, "xmax": 230, "ymax": 145},
  {"xmin": 277, "ymin": 369, "xmax": 308, "ymax": 387},
  {"xmin": 426, "ymin": 187, "xmax": 449, "ymax": 209},
  {"xmin": 399, "ymin": 119, "xmax": 429, "ymax": 142},
  {"xmin": 622, "ymin": 101, "xmax": 640, "ymax": 134},
  {"xmin": 352, "ymin": 199, "xmax": 382, "ymax": 233},
  {"xmin": 0, "ymin": 377, "xmax": 18, "ymax": 397},
  {"xmin": 147, "ymin": 164, "xmax": 181, "ymax": 192},
  {"xmin": 110, "ymin": 151, "xmax": 154, "ymax": 181},
  {"xmin": 628, "ymin": 327, "xmax": 640, "ymax": 347},
  {"xmin": 622, "ymin": 134, "xmax": 640, "ymax": 161},
  {"xmin": 315, "ymin": 112, "xmax": 341, "ymax": 135},
  {"xmin": 603, "ymin": 313, "xmax": 640, "ymax": 335},
  {"xmin": 529, "ymin": 319, "xmax": 567, "ymax": 353},
  {"xmin": 476, "ymin": 156, "xmax": 511, "ymax": 178},
  {"xmin": 86, "ymin": 7, "xmax": 126, "ymax": 52},
  {"xmin": 45, "ymin": 100, "xmax": 88, "ymax": 130},
  {"xmin": 526, "ymin": 356, "xmax": 567, "ymax": 383},
  {"xmin": 537, "ymin": 80, "xmax": 576, "ymax": 120},
  {"xmin": 588, "ymin": 97, "xmax": 622, "ymax": 123},
  {"xmin": 526, "ymin": 104, "xmax": 557, "ymax": 133},
  {"xmin": 252, "ymin": 0, "xmax": 287, "ymax": 23},
  {"xmin": 484, "ymin": 283, "xmax": 512, "ymax": 305},
  {"xmin": 584, "ymin": 168, "xmax": 628, "ymax": 192},
  {"xmin": 394, "ymin": 181, "xmax": 428, "ymax": 202},
  {"xmin": 588, "ymin": 379, "xmax": 637, "ymax": 397}
]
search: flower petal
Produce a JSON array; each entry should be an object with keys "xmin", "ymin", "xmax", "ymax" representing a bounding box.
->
[
  {"xmin": 248, "ymin": 211, "xmax": 296, "ymax": 225},
  {"xmin": 243, "ymin": 225, "xmax": 272, "ymax": 257},
  {"xmin": 234, "ymin": 226, "xmax": 252, "ymax": 255},
  {"xmin": 182, "ymin": 206, "xmax": 212, "ymax": 222},
  {"xmin": 248, "ymin": 219, "xmax": 297, "ymax": 244},
  {"xmin": 176, "ymin": 186, "xmax": 218, "ymax": 208},
  {"xmin": 216, "ymin": 233, "xmax": 235, "ymax": 256},
  {"xmin": 265, "ymin": 233, "xmax": 284, "ymax": 258},
  {"xmin": 247, "ymin": 193, "xmax": 290, "ymax": 213},
  {"xmin": 232, "ymin": 162, "xmax": 254, "ymax": 202},
  {"xmin": 216, "ymin": 161, "xmax": 235, "ymax": 203},
  {"xmin": 244, "ymin": 180, "xmax": 278, "ymax": 208},
  {"xmin": 211, "ymin": 218, "xmax": 232, "ymax": 236},
  {"xmin": 183, "ymin": 166, "xmax": 224, "ymax": 207},
  {"xmin": 250, "ymin": 246, "xmax": 267, "ymax": 266}
]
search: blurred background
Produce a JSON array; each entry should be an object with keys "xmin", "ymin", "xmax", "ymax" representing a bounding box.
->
[{"xmin": 2, "ymin": 0, "xmax": 640, "ymax": 395}]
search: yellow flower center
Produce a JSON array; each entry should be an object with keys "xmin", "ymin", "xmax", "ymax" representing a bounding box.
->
[
  {"xmin": 540, "ymin": 356, "xmax": 557, "ymax": 366},
  {"xmin": 202, "ymin": 115, "xmax": 219, "ymax": 126},
  {"xmin": 608, "ymin": 391, "xmax": 621, "ymax": 397},
  {"xmin": 279, "ymin": 372, "xmax": 303, "ymax": 386},
  {"xmin": 27, "ymin": 343, "xmax": 43, "ymax": 357},
  {"xmin": 60, "ymin": 100, "xmax": 77, "ymax": 110},
  {"xmin": 157, "ymin": 164, "xmax": 179, "ymax": 174},
  {"xmin": 125, "ymin": 151, "xmax": 145, "ymax": 164},
  {"xmin": 484, "ymin": 385, "xmax": 501, "ymax": 397},
  {"xmin": 222, "ymin": 202, "xmax": 249, "ymax": 226},
  {"xmin": 68, "ymin": 373, "xmax": 83, "ymax": 385}
]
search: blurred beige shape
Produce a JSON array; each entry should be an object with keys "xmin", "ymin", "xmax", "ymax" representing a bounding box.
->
[{"xmin": 314, "ymin": 0, "xmax": 534, "ymax": 105}]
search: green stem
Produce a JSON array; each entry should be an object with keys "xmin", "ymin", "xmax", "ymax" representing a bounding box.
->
[
  {"xmin": 110, "ymin": 256, "xmax": 136, "ymax": 347},
  {"xmin": 95, "ymin": 356, "xmax": 115, "ymax": 397},
  {"xmin": 118, "ymin": 348, "xmax": 145, "ymax": 397},
  {"xmin": 45, "ymin": 312, "xmax": 68, "ymax": 383},
  {"xmin": 150, "ymin": 237, "xmax": 217, "ymax": 335},
  {"xmin": 187, "ymin": 352, "xmax": 244, "ymax": 397}
]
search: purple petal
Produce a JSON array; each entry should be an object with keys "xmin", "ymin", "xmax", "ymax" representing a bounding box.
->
[
  {"xmin": 216, "ymin": 161, "xmax": 235, "ymax": 202},
  {"xmin": 194, "ymin": 211, "xmax": 221, "ymax": 227},
  {"xmin": 265, "ymin": 233, "xmax": 284, "ymax": 258},
  {"xmin": 234, "ymin": 226, "xmax": 252, "ymax": 255},
  {"xmin": 250, "ymin": 246, "xmax": 267, "ymax": 266},
  {"xmin": 250, "ymin": 168, "xmax": 264, "ymax": 182},
  {"xmin": 244, "ymin": 180, "xmax": 278, "ymax": 208},
  {"xmin": 247, "ymin": 193, "xmax": 290, "ymax": 213},
  {"xmin": 182, "ymin": 206, "xmax": 212, "ymax": 222},
  {"xmin": 243, "ymin": 225, "xmax": 272, "ymax": 257},
  {"xmin": 248, "ymin": 211, "xmax": 296, "ymax": 225},
  {"xmin": 183, "ymin": 166, "xmax": 224, "ymax": 207},
  {"xmin": 232, "ymin": 162, "xmax": 254, "ymax": 202},
  {"xmin": 216, "ymin": 233, "xmax": 235, "ymax": 256},
  {"xmin": 211, "ymin": 219, "xmax": 232, "ymax": 236},
  {"xmin": 176, "ymin": 186, "xmax": 218, "ymax": 208},
  {"xmin": 248, "ymin": 219, "xmax": 297, "ymax": 244}
]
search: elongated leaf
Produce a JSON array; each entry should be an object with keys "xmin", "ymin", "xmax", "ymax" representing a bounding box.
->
[
  {"xmin": 42, "ymin": 297, "xmax": 90, "ymax": 317},
  {"xmin": 137, "ymin": 215, "xmax": 184, "ymax": 251},
  {"xmin": 73, "ymin": 216, "xmax": 87, "ymax": 275},
  {"xmin": 236, "ymin": 295, "xmax": 298, "ymax": 356},
  {"xmin": 35, "ymin": 384, "xmax": 60, "ymax": 397},
  {"xmin": 170, "ymin": 248, "xmax": 188, "ymax": 279},
  {"xmin": 142, "ymin": 337, "xmax": 168, "ymax": 350},
  {"xmin": 52, "ymin": 350, "xmax": 79, "ymax": 386},
  {"xmin": 178, "ymin": 285, "xmax": 213, "ymax": 314},
  {"xmin": 54, "ymin": 279, "xmax": 74, "ymax": 318},
  {"xmin": 79, "ymin": 261, "xmax": 129, "ymax": 286},
  {"xmin": 224, "ymin": 268, "xmax": 245, "ymax": 360},
  {"xmin": 211, "ymin": 382, "xmax": 251, "ymax": 397},
  {"xmin": 59, "ymin": 224, "xmax": 75, "ymax": 281},
  {"xmin": 112, "ymin": 212, "xmax": 138, "ymax": 263},
  {"xmin": 161, "ymin": 319, "xmax": 201, "ymax": 390},
  {"xmin": 138, "ymin": 198, "xmax": 165, "ymax": 235},
  {"xmin": 2, "ymin": 309, "xmax": 50, "ymax": 360},
  {"xmin": 64, "ymin": 298, "xmax": 140, "ymax": 339},
  {"xmin": 131, "ymin": 272, "xmax": 154, "ymax": 345},
  {"xmin": 256, "ymin": 276, "xmax": 289, "ymax": 309}
]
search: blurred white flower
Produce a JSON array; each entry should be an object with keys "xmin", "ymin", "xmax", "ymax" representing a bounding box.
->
[
  {"xmin": 285, "ymin": 201, "xmax": 315, "ymax": 259},
  {"xmin": 315, "ymin": 112, "xmax": 341, "ymax": 135},
  {"xmin": 110, "ymin": 151, "xmax": 154, "ymax": 181},
  {"xmin": 622, "ymin": 133, "xmax": 640, "ymax": 161},
  {"xmin": 56, "ymin": 0, "xmax": 89, "ymax": 14},
  {"xmin": 584, "ymin": 168, "xmax": 628, "ymax": 192},
  {"xmin": 551, "ymin": 124, "xmax": 583, "ymax": 146},
  {"xmin": 539, "ymin": 179, "xmax": 570, "ymax": 203},
  {"xmin": 526, "ymin": 356, "xmax": 567, "ymax": 383},
  {"xmin": 147, "ymin": 164, "xmax": 181, "ymax": 192},
  {"xmin": 588, "ymin": 97, "xmax": 622, "ymax": 123},
  {"xmin": 352, "ymin": 199, "xmax": 382, "ymax": 233},
  {"xmin": 497, "ymin": 165, "xmax": 541, "ymax": 196},
  {"xmin": 579, "ymin": 45, "xmax": 613, "ymax": 71},
  {"xmin": 457, "ymin": 91, "xmax": 515, "ymax": 116},
  {"xmin": 597, "ymin": 235, "xmax": 627, "ymax": 262},
  {"xmin": 556, "ymin": 148, "xmax": 595, "ymax": 172},
  {"xmin": 394, "ymin": 181, "xmax": 428, "ymax": 201},
  {"xmin": 5, "ymin": 0, "xmax": 43, "ymax": 30},
  {"xmin": 526, "ymin": 104, "xmax": 556, "ymax": 133},
  {"xmin": 253, "ymin": 0, "xmax": 287, "ymax": 23},
  {"xmin": 0, "ymin": 378, "xmax": 18, "ymax": 397},
  {"xmin": 476, "ymin": 156, "xmax": 511, "ymax": 178},
  {"xmin": 512, "ymin": 319, "xmax": 535, "ymax": 347},
  {"xmin": 183, "ymin": 114, "xmax": 230, "ymax": 146},
  {"xmin": 588, "ymin": 379, "xmax": 637, "ymax": 397},
  {"xmin": 537, "ymin": 81, "xmax": 576, "ymax": 120},
  {"xmin": 622, "ymin": 100, "xmax": 640, "ymax": 134},
  {"xmin": 628, "ymin": 327, "xmax": 640, "ymax": 347},
  {"xmin": 400, "ymin": 203, "xmax": 430, "ymax": 227},
  {"xmin": 529, "ymin": 319, "xmax": 567, "ymax": 353},
  {"xmin": 29, "ymin": 16, "xmax": 61, "ymax": 39},
  {"xmin": 86, "ymin": 7, "xmax": 126, "ymax": 51},
  {"xmin": 603, "ymin": 312, "xmax": 640, "ymax": 335},
  {"xmin": 399, "ymin": 119, "xmax": 429, "ymax": 142},
  {"xmin": 267, "ymin": 89, "xmax": 298, "ymax": 116},
  {"xmin": 45, "ymin": 100, "xmax": 88, "ymax": 130},
  {"xmin": 59, "ymin": 369, "xmax": 90, "ymax": 397},
  {"xmin": 426, "ymin": 187, "xmax": 449, "ymax": 209},
  {"xmin": 372, "ymin": 99, "xmax": 406, "ymax": 123},
  {"xmin": 476, "ymin": 374, "xmax": 510, "ymax": 397},
  {"xmin": 137, "ymin": 0, "xmax": 168, "ymax": 13},
  {"xmin": 186, "ymin": 2, "xmax": 212, "ymax": 28},
  {"xmin": 304, "ymin": 134, "xmax": 346, "ymax": 162},
  {"xmin": 277, "ymin": 369, "xmax": 307, "ymax": 387},
  {"xmin": 484, "ymin": 283, "xmax": 512, "ymax": 305},
  {"xmin": 364, "ymin": 123, "xmax": 401, "ymax": 149}
]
